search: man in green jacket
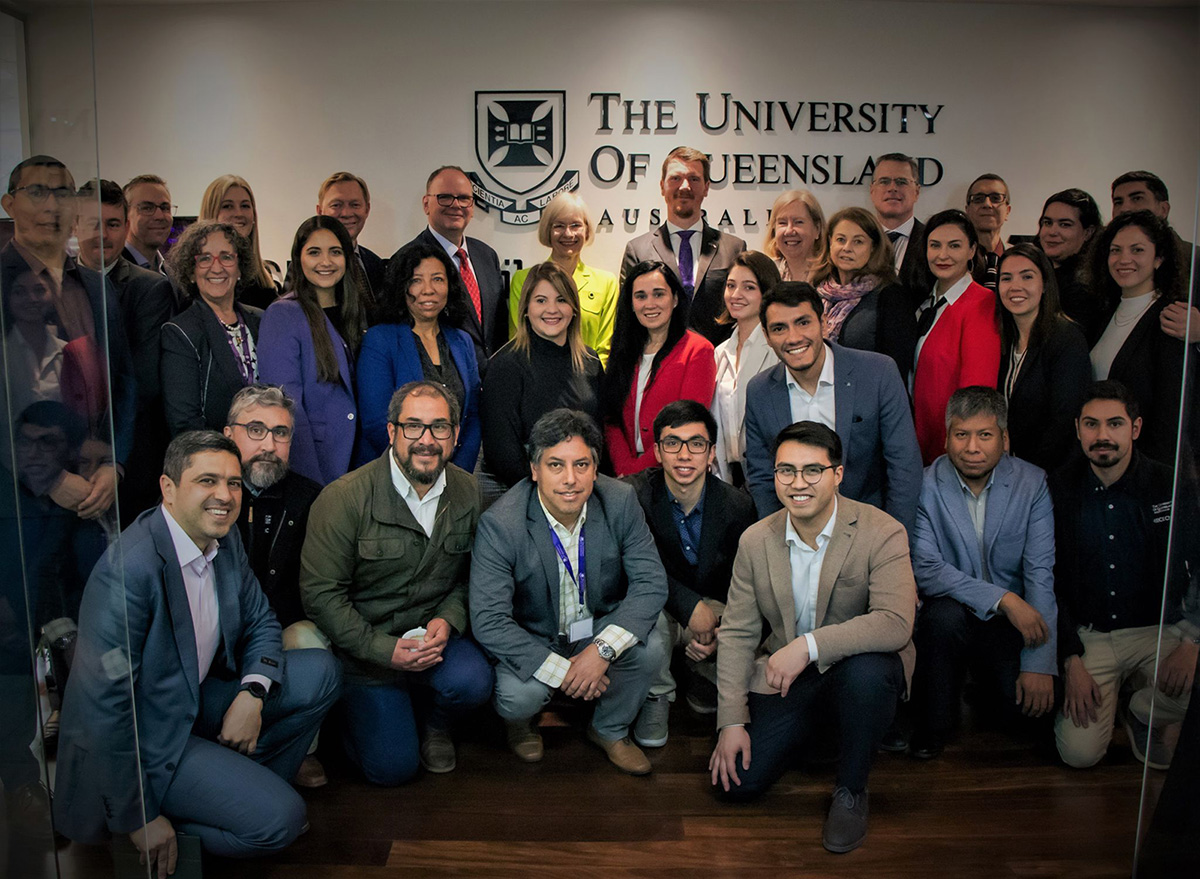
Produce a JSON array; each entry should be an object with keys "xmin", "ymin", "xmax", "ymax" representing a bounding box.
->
[{"xmin": 301, "ymin": 381, "xmax": 493, "ymax": 783}]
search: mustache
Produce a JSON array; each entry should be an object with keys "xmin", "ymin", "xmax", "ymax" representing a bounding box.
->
[{"xmin": 1089, "ymin": 442, "xmax": 1118, "ymax": 452}]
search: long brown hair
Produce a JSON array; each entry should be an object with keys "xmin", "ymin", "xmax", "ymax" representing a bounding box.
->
[
  {"xmin": 809, "ymin": 206, "xmax": 897, "ymax": 287},
  {"xmin": 288, "ymin": 216, "xmax": 366, "ymax": 383}
]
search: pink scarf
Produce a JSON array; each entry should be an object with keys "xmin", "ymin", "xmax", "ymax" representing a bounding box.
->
[{"xmin": 818, "ymin": 274, "xmax": 878, "ymax": 342}]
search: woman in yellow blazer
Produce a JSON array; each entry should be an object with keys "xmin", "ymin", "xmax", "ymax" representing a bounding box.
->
[{"xmin": 508, "ymin": 192, "xmax": 619, "ymax": 365}]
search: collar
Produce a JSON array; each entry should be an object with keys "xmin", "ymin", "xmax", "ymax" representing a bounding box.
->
[
  {"xmin": 889, "ymin": 216, "xmax": 916, "ymax": 238},
  {"xmin": 954, "ymin": 465, "xmax": 997, "ymax": 497},
  {"xmin": 124, "ymin": 242, "xmax": 161, "ymax": 270},
  {"xmin": 389, "ymin": 448, "xmax": 447, "ymax": 506},
  {"xmin": 11, "ymin": 239, "xmax": 73, "ymax": 277},
  {"xmin": 666, "ymin": 220, "xmax": 703, "ymax": 239},
  {"xmin": 1086, "ymin": 450, "xmax": 1140, "ymax": 494},
  {"xmin": 934, "ymin": 272, "xmax": 974, "ymax": 306},
  {"xmin": 161, "ymin": 503, "xmax": 219, "ymax": 570},
  {"xmin": 784, "ymin": 498, "xmax": 838, "ymax": 550},
  {"xmin": 785, "ymin": 342, "xmax": 835, "ymax": 394},
  {"xmin": 668, "ymin": 478, "xmax": 707, "ymax": 518},
  {"xmin": 538, "ymin": 492, "xmax": 588, "ymax": 540},
  {"xmin": 428, "ymin": 226, "xmax": 467, "ymax": 258}
]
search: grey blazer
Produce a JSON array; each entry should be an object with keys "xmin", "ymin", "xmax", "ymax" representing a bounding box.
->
[{"xmin": 469, "ymin": 475, "xmax": 667, "ymax": 681}]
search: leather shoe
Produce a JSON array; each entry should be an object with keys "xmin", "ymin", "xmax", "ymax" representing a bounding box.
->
[
  {"xmin": 586, "ymin": 726, "xmax": 651, "ymax": 776},
  {"xmin": 879, "ymin": 722, "xmax": 909, "ymax": 753},
  {"xmin": 908, "ymin": 732, "xmax": 945, "ymax": 760},
  {"xmin": 293, "ymin": 755, "xmax": 328, "ymax": 788},
  {"xmin": 823, "ymin": 786, "xmax": 869, "ymax": 853},
  {"xmin": 505, "ymin": 719, "xmax": 544, "ymax": 763},
  {"xmin": 419, "ymin": 728, "xmax": 457, "ymax": 773}
]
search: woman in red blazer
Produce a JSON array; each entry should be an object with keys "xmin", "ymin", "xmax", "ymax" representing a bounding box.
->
[
  {"xmin": 911, "ymin": 209, "xmax": 1001, "ymax": 464},
  {"xmin": 601, "ymin": 260, "xmax": 717, "ymax": 475}
]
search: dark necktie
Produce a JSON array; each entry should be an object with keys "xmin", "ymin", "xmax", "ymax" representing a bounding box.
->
[
  {"xmin": 916, "ymin": 294, "xmax": 947, "ymax": 339},
  {"xmin": 886, "ymin": 230, "xmax": 901, "ymax": 244},
  {"xmin": 456, "ymin": 247, "xmax": 483, "ymax": 322},
  {"xmin": 984, "ymin": 252, "xmax": 999, "ymax": 291},
  {"xmin": 677, "ymin": 230, "xmax": 696, "ymax": 298}
]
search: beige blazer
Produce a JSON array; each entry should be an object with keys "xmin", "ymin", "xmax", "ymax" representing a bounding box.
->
[{"xmin": 716, "ymin": 496, "xmax": 917, "ymax": 728}]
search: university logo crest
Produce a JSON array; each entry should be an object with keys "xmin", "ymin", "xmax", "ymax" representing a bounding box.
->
[{"xmin": 469, "ymin": 90, "xmax": 580, "ymax": 226}]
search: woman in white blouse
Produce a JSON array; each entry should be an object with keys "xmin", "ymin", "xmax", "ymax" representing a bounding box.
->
[{"xmin": 711, "ymin": 251, "xmax": 782, "ymax": 485}]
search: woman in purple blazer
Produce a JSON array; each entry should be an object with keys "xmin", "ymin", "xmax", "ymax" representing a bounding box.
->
[{"xmin": 258, "ymin": 216, "xmax": 367, "ymax": 485}]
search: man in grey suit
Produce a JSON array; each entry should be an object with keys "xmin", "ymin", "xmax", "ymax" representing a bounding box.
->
[
  {"xmin": 743, "ymin": 282, "xmax": 923, "ymax": 533},
  {"xmin": 470, "ymin": 409, "xmax": 668, "ymax": 775},
  {"xmin": 620, "ymin": 146, "xmax": 746, "ymax": 344},
  {"xmin": 53, "ymin": 432, "xmax": 341, "ymax": 870}
]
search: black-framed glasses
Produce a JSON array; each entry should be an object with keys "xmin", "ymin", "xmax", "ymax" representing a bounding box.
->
[
  {"xmin": 230, "ymin": 421, "xmax": 293, "ymax": 442},
  {"xmin": 968, "ymin": 192, "xmax": 1008, "ymax": 206},
  {"xmin": 395, "ymin": 420, "xmax": 454, "ymax": 440},
  {"xmin": 135, "ymin": 201, "xmax": 176, "ymax": 216},
  {"xmin": 12, "ymin": 184, "xmax": 75, "ymax": 203},
  {"xmin": 657, "ymin": 436, "xmax": 713, "ymax": 454},
  {"xmin": 15, "ymin": 433, "xmax": 68, "ymax": 453},
  {"xmin": 433, "ymin": 194, "xmax": 473, "ymax": 207},
  {"xmin": 774, "ymin": 464, "xmax": 836, "ymax": 485}
]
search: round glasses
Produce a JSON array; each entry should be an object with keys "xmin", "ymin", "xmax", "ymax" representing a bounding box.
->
[{"xmin": 774, "ymin": 464, "xmax": 836, "ymax": 486}]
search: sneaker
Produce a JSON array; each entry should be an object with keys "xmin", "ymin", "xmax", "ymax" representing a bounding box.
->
[
  {"xmin": 633, "ymin": 694, "xmax": 670, "ymax": 748},
  {"xmin": 1123, "ymin": 706, "xmax": 1172, "ymax": 770},
  {"xmin": 684, "ymin": 673, "xmax": 718, "ymax": 715},
  {"xmin": 586, "ymin": 726, "xmax": 652, "ymax": 775},
  {"xmin": 419, "ymin": 728, "xmax": 457, "ymax": 773},
  {"xmin": 822, "ymin": 786, "xmax": 869, "ymax": 853},
  {"xmin": 505, "ymin": 718, "xmax": 544, "ymax": 763},
  {"xmin": 294, "ymin": 755, "xmax": 328, "ymax": 788}
]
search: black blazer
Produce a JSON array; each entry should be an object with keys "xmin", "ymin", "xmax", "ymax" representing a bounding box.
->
[
  {"xmin": 394, "ymin": 229, "xmax": 506, "ymax": 359},
  {"xmin": 626, "ymin": 468, "xmax": 757, "ymax": 626},
  {"xmin": 358, "ymin": 244, "xmax": 388, "ymax": 299},
  {"xmin": 107, "ymin": 256, "xmax": 176, "ymax": 406},
  {"xmin": 835, "ymin": 281, "xmax": 918, "ymax": 379},
  {"xmin": 897, "ymin": 217, "xmax": 927, "ymax": 309},
  {"xmin": 1054, "ymin": 256, "xmax": 1105, "ymax": 344},
  {"xmin": 1098, "ymin": 295, "xmax": 1189, "ymax": 466},
  {"xmin": 1000, "ymin": 317, "xmax": 1092, "ymax": 474},
  {"xmin": 160, "ymin": 298, "xmax": 263, "ymax": 435}
]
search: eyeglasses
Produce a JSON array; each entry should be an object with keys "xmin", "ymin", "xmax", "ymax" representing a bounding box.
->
[
  {"xmin": 968, "ymin": 192, "xmax": 1008, "ymax": 206},
  {"xmin": 15, "ymin": 433, "xmax": 67, "ymax": 453},
  {"xmin": 195, "ymin": 253, "xmax": 238, "ymax": 268},
  {"xmin": 135, "ymin": 201, "xmax": 175, "ymax": 217},
  {"xmin": 395, "ymin": 420, "xmax": 454, "ymax": 440},
  {"xmin": 872, "ymin": 177, "xmax": 914, "ymax": 189},
  {"xmin": 230, "ymin": 421, "xmax": 293, "ymax": 442},
  {"xmin": 11, "ymin": 184, "xmax": 75, "ymax": 203},
  {"xmin": 657, "ymin": 436, "xmax": 713, "ymax": 454},
  {"xmin": 774, "ymin": 464, "xmax": 836, "ymax": 485},
  {"xmin": 432, "ymin": 194, "xmax": 473, "ymax": 208}
]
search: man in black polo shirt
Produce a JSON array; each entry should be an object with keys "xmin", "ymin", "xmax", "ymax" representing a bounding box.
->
[
  {"xmin": 626, "ymin": 400, "xmax": 757, "ymax": 747},
  {"xmin": 1051, "ymin": 381, "xmax": 1200, "ymax": 770}
]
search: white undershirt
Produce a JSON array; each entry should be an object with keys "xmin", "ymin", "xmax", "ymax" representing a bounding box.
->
[
  {"xmin": 1090, "ymin": 291, "xmax": 1156, "ymax": 380},
  {"xmin": 633, "ymin": 352, "xmax": 656, "ymax": 454}
]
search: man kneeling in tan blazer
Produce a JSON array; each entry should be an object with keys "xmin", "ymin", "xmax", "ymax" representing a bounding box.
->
[{"xmin": 709, "ymin": 421, "xmax": 916, "ymax": 854}]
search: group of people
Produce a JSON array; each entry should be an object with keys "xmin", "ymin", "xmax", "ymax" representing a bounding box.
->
[{"xmin": 1, "ymin": 145, "xmax": 1198, "ymax": 869}]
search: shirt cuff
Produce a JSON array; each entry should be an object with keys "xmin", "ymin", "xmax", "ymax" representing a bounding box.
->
[
  {"xmin": 803, "ymin": 632, "xmax": 819, "ymax": 664},
  {"xmin": 533, "ymin": 651, "xmax": 571, "ymax": 689},
  {"xmin": 596, "ymin": 624, "xmax": 637, "ymax": 659},
  {"xmin": 240, "ymin": 673, "xmax": 272, "ymax": 694}
]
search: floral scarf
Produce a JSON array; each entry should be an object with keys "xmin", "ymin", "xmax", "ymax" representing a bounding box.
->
[{"xmin": 817, "ymin": 274, "xmax": 878, "ymax": 342}]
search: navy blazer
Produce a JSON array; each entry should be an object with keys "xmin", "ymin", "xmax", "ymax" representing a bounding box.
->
[
  {"xmin": 912, "ymin": 454, "xmax": 1058, "ymax": 675},
  {"xmin": 355, "ymin": 321, "xmax": 481, "ymax": 470},
  {"xmin": 258, "ymin": 295, "xmax": 358, "ymax": 486},
  {"xmin": 469, "ymin": 476, "xmax": 667, "ymax": 682},
  {"xmin": 743, "ymin": 342, "xmax": 923, "ymax": 535},
  {"xmin": 357, "ymin": 244, "xmax": 388, "ymax": 300},
  {"xmin": 53, "ymin": 507, "xmax": 284, "ymax": 842}
]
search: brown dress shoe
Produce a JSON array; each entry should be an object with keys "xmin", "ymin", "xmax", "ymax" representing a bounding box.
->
[
  {"xmin": 505, "ymin": 719, "xmax": 544, "ymax": 763},
  {"xmin": 294, "ymin": 755, "xmax": 328, "ymax": 788},
  {"xmin": 586, "ymin": 726, "xmax": 651, "ymax": 775}
]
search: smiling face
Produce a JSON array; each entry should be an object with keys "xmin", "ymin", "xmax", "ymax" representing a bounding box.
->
[
  {"xmin": 998, "ymin": 255, "xmax": 1044, "ymax": 321},
  {"xmin": 773, "ymin": 200, "xmax": 819, "ymax": 264},
  {"xmin": 870, "ymin": 159, "xmax": 920, "ymax": 225},
  {"xmin": 661, "ymin": 158, "xmax": 709, "ymax": 226},
  {"xmin": 423, "ymin": 169, "xmax": 475, "ymax": 241},
  {"xmin": 775, "ymin": 440, "xmax": 842, "ymax": 530},
  {"xmin": 216, "ymin": 185, "xmax": 255, "ymax": 238},
  {"xmin": 160, "ymin": 450, "xmax": 243, "ymax": 549},
  {"xmin": 1, "ymin": 164, "xmax": 77, "ymax": 253},
  {"xmin": 631, "ymin": 270, "xmax": 676, "ymax": 335},
  {"xmin": 526, "ymin": 279, "xmax": 573, "ymax": 345},
  {"xmin": 764, "ymin": 300, "xmax": 825, "ymax": 379},
  {"xmin": 406, "ymin": 256, "xmax": 450, "ymax": 323},
  {"xmin": 387, "ymin": 392, "xmax": 458, "ymax": 487},
  {"xmin": 317, "ymin": 180, "xmax": 370, "ymax": 242},
  {"xmin": 126, "ymin": 181, "xmax": 173, "ymax": 250},
  {"xmin": 1107, "ymin": 225, "xmax": 1161, "ymax": 297},
  {"xmin": 7, "ymin": 273, "xmax": 51, "ymax": 325},
  {"xmin": 224, "ymin": 403, "xmax": 293, "ymax": 488},
  {"xmin": 946, "ymin": 413, "xmax": 1007, "ymax": 485},
  {"xmin": 926, "ymin": 223, "xmax": 976, "ymax": 288},
  {"xmin": 653, "ymin": 421, "xmax": 715, "ymax": 493},
  {"xmin": 1037, "ymin": 202, "xmax": 1091, "ymax": 264},
  {"xmin": 724, "ymin": 264, "xmax": 764, "ymax": 324},
  {"xmin": 74, "ymin": 199, "xmax": 128, "ymax": 270},
  {"xmin": 549, "ymin": 211, "xmax": 587, "ymax": 264},
  {"xmin": 966, "ymin": 179, "xmax": 1011, "ymax": 233},
  {"xmin": 828, "ymin": 219, "xmax": 874, "ymax": 283},
  {"xmin": 531, "ymin": 434, "xmax": 596, "ymax": 528},
  {"xmin": 193, "ymin": 231, "xmax": 241, "ymax": 309},
  {"xmin": 299, "ymin": 227, "xmax": 346, "ymax": 293}
]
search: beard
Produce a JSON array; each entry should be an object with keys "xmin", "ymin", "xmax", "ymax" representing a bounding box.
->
[
  {"xmin": 395, "ymin": 442, "xmax": 446, "ymax": 486},
  {"xmin": 246, "ymin": 452, "xmax": 288, "ymax": 489}
]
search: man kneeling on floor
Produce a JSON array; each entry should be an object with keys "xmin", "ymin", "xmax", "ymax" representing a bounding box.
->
[
  {"xmin": 710, "ymin": 421, "xmax": 915, "ymax": 853},
  {"xmin": 470, "ymin": 409, "xmax": 668, "ymax": 774}
]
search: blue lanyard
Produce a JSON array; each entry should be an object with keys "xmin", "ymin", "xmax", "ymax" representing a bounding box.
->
[{"xmin": 548, "ymin": 525, "xmax": 587, "ymax": 605}]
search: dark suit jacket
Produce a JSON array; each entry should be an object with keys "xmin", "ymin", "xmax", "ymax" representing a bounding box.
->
[
  {"xmin": 999, "ymin": 317, "xmax": 1092, "ymax": 474},
  {"xmin": 395, "ymin": 229, "xmax": 506, "ymax": 359},
  {"xmin": 53, "ymin": 507, "xmax": 284, "ymax": 842},
  {"xmin": 626, "ymin": 468, "xmax": 756, "ymax": 625},
  {"xmin": 620, "ymin": 222, "xmax": 747, "ymax": 345},
  {"xmin": 834, "ymin": 280, "xmax": 918, "ymax": 378},
  {"xmin": 358, "ymin": 244, "xmax": 388, "ymax": 299},
  {"xmin": 897, "ymin": 218, "xmax": 927, "ymax": 310},
  {"xmin": 469, "ymin": 475, "xmax": 667, "ymax": 681},
  {"xmin": 106, "ymin": 256, "xmax": 175, "ymax": 406},
  {"xmin": 160, "ymin": 298, "xmax": 263, "ymax": 435},
  {"xmin": 743, "ymin": 342, "xmax": 923, "ymax": 535}
]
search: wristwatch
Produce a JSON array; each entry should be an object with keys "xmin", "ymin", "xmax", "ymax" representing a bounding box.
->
[
  {"xmin": 593, "ymin": 638, "xmax": 617, "ymax": 662},
  {"xmin": 239, "ymin": 681, "xmax": 267, "ymax": 700}
]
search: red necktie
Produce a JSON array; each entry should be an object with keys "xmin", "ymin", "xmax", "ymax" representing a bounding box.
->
[{"xmin": 457, "ymin": 247, "xmax": 482, "ymax": 322}]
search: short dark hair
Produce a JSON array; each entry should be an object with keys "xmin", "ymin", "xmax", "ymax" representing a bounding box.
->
[
  {"xmin": 16, "ymin": 400, "xmax": 87, "ymax": 449},
  {"xmin": 774, "ymin": 421, "xmax": 842, "ymax": 467},
  {"xmin": 387, "ymin": 380, "xmax": 461, "ymax": 428},
  {"xmin": 8, "ymin": 155, "xmax": 73, "ymax": 194},
  {"xmin": 759, "ymin": 281, "xmax": 824, "ymax": 333},
  {"xmin": 77, "ymin": 178, "xmax": 127, "ymax": 213},
  {"xmin": 874, "ymin": 152, "xmax": 919, "ymax": 181},
  {"xmin": 945, "ymin": 386, "xmax": 1008, "ymax": 432},
  {"xmin": 1111, "ymin": 171, "xmax": 1168, "ymax": 203},
  {"xmin": 123, "ymin": 173, "xmax": 167, "ymax": 196},
  {"xmin": 1079, "ymin": 380, "xmax": 1140, "ymax": 421},
  {"xmin": 526, "ymin": 408, "xmax": 603, "ymax": 465},
  {"xmin": 968, "ymin": 173, "xmax": 1008, "ymax": 195},
  {"xmin": 163, "ymin": 430, "xmax": 240, "ymax": 484},
  {"xmin": 1040, "ymin": 188, "xmax": 1102, "ymax": 232},
  {"xmin": 653, "ymin": 400, "xmax": 717, "ymax": 445}
]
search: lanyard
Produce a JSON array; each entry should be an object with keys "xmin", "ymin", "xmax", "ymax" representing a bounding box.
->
[{"xmin": 548, "ymin": 524, "xmax": 586, "ymax": 605}]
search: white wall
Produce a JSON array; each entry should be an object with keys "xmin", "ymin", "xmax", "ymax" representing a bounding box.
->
[{"xmin": 18, "ymin": 0, "xmax": 1200, "ymax": 274}]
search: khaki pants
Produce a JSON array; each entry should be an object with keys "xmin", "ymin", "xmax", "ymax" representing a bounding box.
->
[
  {"xmin": 648, "ymin": 599, "xmax": 725, "ymax": 700},
  {"xmin": 282, "ymin": 620, "xmax": 332, "ymax": 754},
  {"xmin": 1055, "ymin": 623, "xmax": 1191, "ymax": 768}
]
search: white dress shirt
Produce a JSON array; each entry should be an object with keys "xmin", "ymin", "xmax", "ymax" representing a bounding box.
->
[
  {"xmin": 886, "ymin": 215, "xmax": 916, "ymax": 270},
  {"xmin": 428, "ymin": 226, "xmax": 473, "ymax": 273},
  {"xmin": 666, "ymin": 220, "xmax": 703, "ymax": 284},
  {"xmin": 913, "ymin": 273, "xmax": 973, "ymax": 374},
  {"xmin": 161, "ymin": 505, "xmax": 223, "ymax": 683},
  {"xmin": 389, "ymin": 450, "xmax": 446, "ymax": 537},
  {"xmin": 633, "ymin": 351, "xmax": 656, "ymax": 454},
  {"xmin": 786, "ymin": 343, "xmax": 837, "ymax": 429},
  {"xmin": 785, "ymin": 499, "xmax": 838, "ymax": 662},
  {"xmin": 712, "ymin": 323, "xmax": 779, "ymax": 478}
]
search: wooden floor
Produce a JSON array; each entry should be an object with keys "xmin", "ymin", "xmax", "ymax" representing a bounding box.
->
[{"xmin": 51, "ymin": 703, "xmax": 1171, "ymax": 879}]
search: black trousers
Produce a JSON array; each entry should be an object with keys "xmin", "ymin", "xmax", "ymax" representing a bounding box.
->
[{"xmin": 722, "ymin": 651, "xmax": 903, "ymax": 799}]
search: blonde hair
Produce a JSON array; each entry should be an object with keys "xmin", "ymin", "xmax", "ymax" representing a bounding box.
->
[
  {"xmin": 199, "ymin": 174, "xmax": 273, "ymax": 289},
  {"xmin": 763, "ymin": 189, "xmax": 826, "ymax": 261},
  {"xmin": 513, "ymin": 262, "xmax": 594, "ymax": 374},
  {"xmin": 537, "ymin": 191, "xmax": 594, "ymax": 249}
]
